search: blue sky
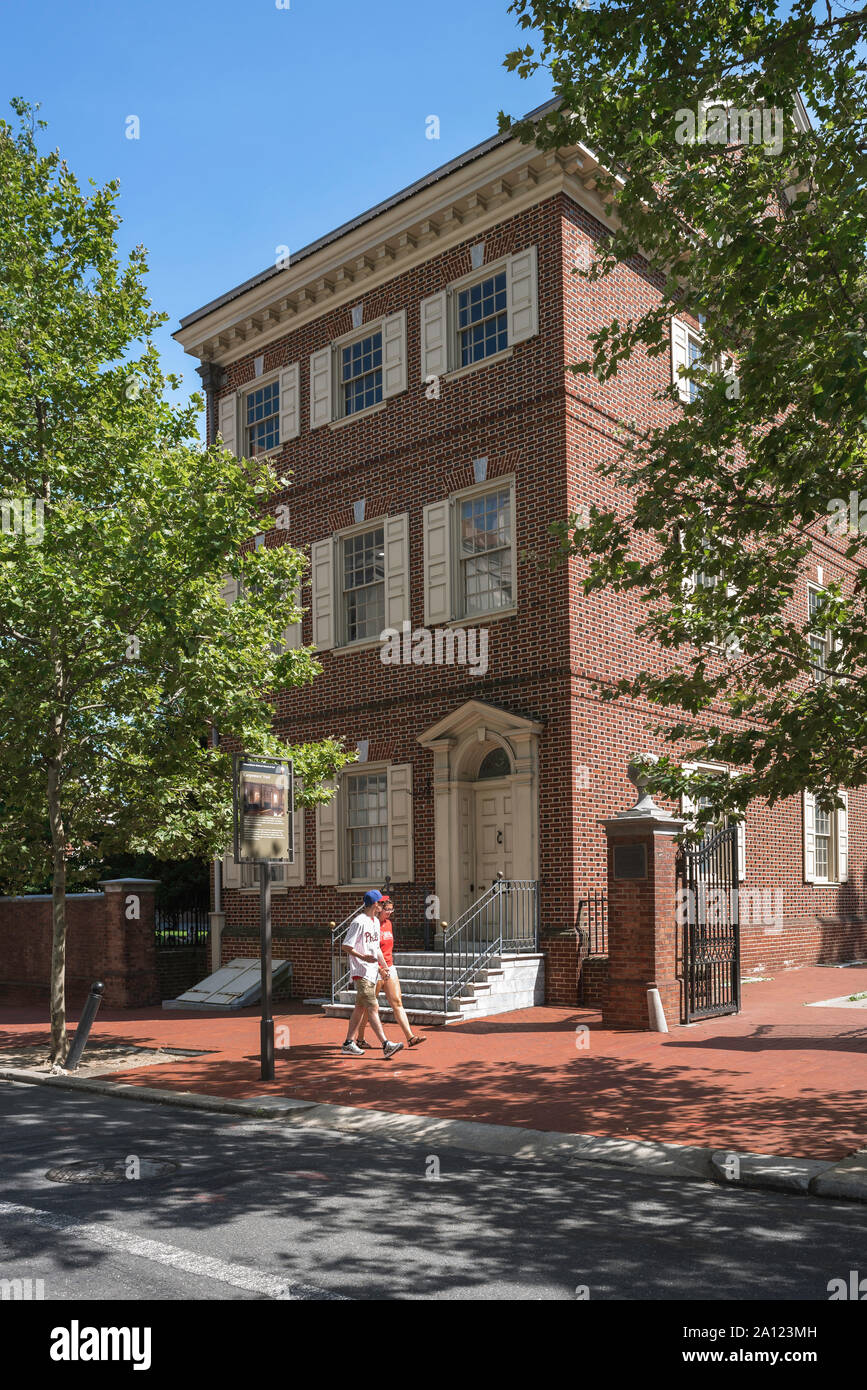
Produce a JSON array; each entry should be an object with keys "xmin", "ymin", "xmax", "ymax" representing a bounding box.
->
[{"xmin": 1, "ymin": 0, "xmax": 552, "ymax": 420}]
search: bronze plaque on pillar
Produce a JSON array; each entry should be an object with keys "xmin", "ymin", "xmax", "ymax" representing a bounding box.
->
[{"xmin": 613, "ymin": 843, "xmax": 647, "ymax": 880}]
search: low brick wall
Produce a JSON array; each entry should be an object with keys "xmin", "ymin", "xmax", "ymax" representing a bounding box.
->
[
  {"xmin": 221, "ymin": 933, "xmax": 331, "ymax": 998},
  {"xmin": 0, "ymin": 881, "xmax": 161, "ymax": 1009},
  {"xmin": 541, "ymin": 934, "xmax": 582, "ymax": 1007},
  {"xmin": 739, "ymin": 916, "xmax": 867, "ymax": 974},
  {"xmin": 579, "ymin": 955, "xmax": 609, "ymax": 1010},
  {"xmin": 156, "ymin": 946, "xmax": 208, "ymax": 1002}
]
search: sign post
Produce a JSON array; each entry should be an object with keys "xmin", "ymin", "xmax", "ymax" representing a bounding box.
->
[
  {"xmin": 232, "ymin": 755, "xmax": 294, "ymax": 1082},
  {"xmin": 259, "ymin": 861, "xmax": 274, "ymax": 1080}
]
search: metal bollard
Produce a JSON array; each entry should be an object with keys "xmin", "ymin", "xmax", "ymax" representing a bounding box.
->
[{"xmin": 64, "ymin": 982, "xmax": 104, "ymax": 1071}]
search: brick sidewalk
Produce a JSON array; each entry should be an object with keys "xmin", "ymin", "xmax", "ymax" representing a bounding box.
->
[{"xmin": 2, "ymin": 964, "xmax": 865, "ymax": 1160}]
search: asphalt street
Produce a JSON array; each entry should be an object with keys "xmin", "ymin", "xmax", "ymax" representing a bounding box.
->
[{"xmin": 1, "ymin": 1078, "xmax": 865, "ymax": 1301}]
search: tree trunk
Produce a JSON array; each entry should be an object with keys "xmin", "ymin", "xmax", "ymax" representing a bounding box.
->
[{"xmin": 47, "ymin": 766, "xmax": 68, "ymax": 1065}]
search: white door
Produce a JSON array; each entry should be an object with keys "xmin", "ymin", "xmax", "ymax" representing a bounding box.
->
[{"xmin": 473, "ymin": 782, "xmax": 513, "ymax": 899}]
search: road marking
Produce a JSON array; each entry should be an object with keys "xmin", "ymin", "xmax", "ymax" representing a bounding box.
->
[{"xmin": 0, "ymin": 1200, "xmax": 346, "ymax": 1300}]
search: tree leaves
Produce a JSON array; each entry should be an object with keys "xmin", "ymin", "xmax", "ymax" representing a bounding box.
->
[{"xmin": 505, "ymin": 2, "xmax": 867, "ymax": 811}]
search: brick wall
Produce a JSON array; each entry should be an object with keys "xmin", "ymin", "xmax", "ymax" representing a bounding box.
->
[
  {"xmin": 0, "ymin": 885, "xmax": 160, "ymax": 1008},
  {"xmin": 156, "ymin": 946, "xmax": 208, "ymax": 1002}
]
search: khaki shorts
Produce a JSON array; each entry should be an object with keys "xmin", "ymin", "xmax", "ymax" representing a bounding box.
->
[{"xmin": 355, "ymin": 978, "xmax": 378, "ymax": 1007}]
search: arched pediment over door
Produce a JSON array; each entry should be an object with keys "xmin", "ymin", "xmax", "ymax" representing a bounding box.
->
[{"xmin": 418, "ymin": 700, "xmax": 542, "ymax": 928}]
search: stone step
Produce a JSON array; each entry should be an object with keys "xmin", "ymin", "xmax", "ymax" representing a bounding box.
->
[
  {"xmin": 336, "ymin": 988, "xmax": 477, "ymax": 1013},
  {"xmin": 322, "ymin": 1002, "xmax": 462, "ymax": 1027},
  {"xmin": 392, "ymin": 966, "xmax": 501, "ymax": 985}
]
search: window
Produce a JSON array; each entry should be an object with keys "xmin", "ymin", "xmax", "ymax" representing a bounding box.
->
[
  {"xmin": 309, "ymin": 313, "xmax": 406, "ymax": 429},
  {"xmin": 457, "ymin": 270, "xmax": 508, "ymax": 367},
  {"xmin": 686, "ymin": 332, "xmax": 703, "ymax": 402},
  {"xmin": 814, "ymin": 802, "xmax": 834, "ymax": 881},
  {"xmin": 341, "ymin": 526, "xmax": 385, "ymax": 643},
  {"xmin": 341, "ymin": 331, "xmax": 383, "ymax": 417},
  {"xmin": 477, "ymin": 747, "xmax": 511, "ymax": 780},
  {"xmin": 422, "ymin": 480, "xmax": 517, "ymax": 626},
  {"xmin": 420, "ymin": 248, "xmax": 538, "ymax": 382},
  {"xmin": 245, "ymin": 380, "xmax": 280, "ymax": 456},
  {"xmin": 671, "ymin": 317, "xmax": 711, "ymax": 403},
  {"xmin": 458, "ymin": 487, "xmax": 513, "ymax": 617},
  {"xmin": 804, "ymin": 788, "xmax": 847, "ymax": 884},
  {"xmin": 808, "ymin": 586, "xmax": 830, "ymax": 683},
  {"xmin": 346, "ymin": 771, "xmax": 388, "ymax": 882}
]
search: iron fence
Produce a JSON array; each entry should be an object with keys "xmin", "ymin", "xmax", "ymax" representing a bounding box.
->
[
  {"xmin": 154, "ymin": 900, "xmax": 210, "ymax": 948},
  {"xmin": 578, "ymin": 891, "xmax": 607, "ymax": 956}
]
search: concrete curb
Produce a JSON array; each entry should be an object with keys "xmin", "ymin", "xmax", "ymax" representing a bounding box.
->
[{"xmin": 2, "ymin": 1066, "xmax": 864, "ymax": 1204}]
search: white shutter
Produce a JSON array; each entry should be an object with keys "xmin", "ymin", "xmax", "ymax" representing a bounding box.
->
[
  {"xmin": 681, "ymin": 763, "xmax": 697, "ymax": 816},
  {"xmin": 671, "ymin": 318, "xmax": 691, "ymax": 402},
  {"xmin": 220, "ymin": 575, "xmax": 240, "ymax": 607},
  {"xmin": 384, "ymin": 512, "xmax": 410, "ymax": 629},
  {"xmin": 737, "ymin": 820, "xmax": 746, "ymax": 882},
  {"xmin": 837, "ymin": 789, "xmax": 848, "ymax": 883},
  {"xmin": 222, "ymin": 849, "xmax": 241, "ymax": 891},
  {"xmin": 316, "ymin": 782, "xmax": 339, "ymax": 885},
  {"xmin": 382, "ymin": 311, "xmax": 407, "ymax": 398},
  {"xmin": 387, "ymin": 763, "xmax": 414, "ymax": 882},
  {"xmin": 284, "ymin": 805, "xmax": 305, "ymax": 887},
  {"xmin": 309, "ymin": 347, "xmax": 333, "ymax": 429},
  {"xmin": 420, "ymin": 290, "xmax": 448, "ymax": 380},
  {"xmin": 311, "ymin": 538, "xmax": 335, "ymax": 650},
  {"xmin": 803, "ymin": 790, "xmax": 816, "ymax": 883},
  {"xmin": 281, "ymin": 581, "xmax": 303, "ymax": 651},
  {"xmin": 218, "ymin": 393, "xmax": 238, "ymax": 455},
  {"xmin": 279, "ymin": 363, "xmax": 300, "ymax": 441},
  {"xmin": 423, "ymin": 499, "xmax": 452, "ymax": 625},
  {"xmin": 507, "ymin": 245, "xmax": 538, "ymax": 345}
]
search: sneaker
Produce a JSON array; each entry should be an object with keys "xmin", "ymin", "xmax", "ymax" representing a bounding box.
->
[
  {"xmin": 341, "ymin": 1041, "xmax": 364, "ymax": 1057},
  {"xmin": 382, "ymin": 1040, "xmax": 404, "ymax": 1059}
]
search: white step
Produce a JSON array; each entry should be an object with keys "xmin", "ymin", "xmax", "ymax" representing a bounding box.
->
[
  {"xmin": 328, "ymin": 951, "xmax": 545, "ymax": 1022},
  {"xmin": 322, "ymin": 1002, "xmax": 464, "ymax": 1027}
]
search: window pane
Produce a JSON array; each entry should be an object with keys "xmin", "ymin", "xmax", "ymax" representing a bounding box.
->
[
  {"xmin": 347, "ymin": 773, "xmax": 388, "ymax": 881},
  {"xmin": 245, "ymin": 381, "xmax": 280, "ymax": 455},
  {"xmin": 458, "ymin": 489, "xmax": 513, "ymax": 615},
  {"xmin": 458, "ymin": 272, "xmax": 508, "ymax": 366},
  {"xmin": 341, "ymin": 331, "xmax": 383, "ymax": 416},
  {"xmin": 342, "ymin": 527, "xmax": 385, "ymax": 641},
  {"xmin": 687, "ymin": 335, "xmax": 702, "ymax": 402}
]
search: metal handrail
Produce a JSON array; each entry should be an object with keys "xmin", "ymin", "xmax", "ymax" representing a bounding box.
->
[
  {"xmin": 330, "ymin": 905, "xmax": 363, "ymax": 1003},
  {"xmin": 578, "ymin": 891, "xmax": 607, "ymax": 956},
  {"xmin": 442, "ymin": 877, "xmax": 538, "ymax": 1013}
]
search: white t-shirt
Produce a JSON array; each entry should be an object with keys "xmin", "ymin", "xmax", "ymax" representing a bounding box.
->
[{"xmin": 344, "ymin": 912, "xmax": 380, "ymax": 982}]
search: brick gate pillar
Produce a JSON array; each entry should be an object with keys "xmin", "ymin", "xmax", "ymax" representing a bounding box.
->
[
  {"xmin": 97, "ymin": 878, "xmax": 161, "ymax": 1007},
  {"xmin": 600, "ymin": 759, "xmax": 685, "ymax": 1030}
]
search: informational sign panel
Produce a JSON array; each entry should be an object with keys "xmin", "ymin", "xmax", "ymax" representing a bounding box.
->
[
  {"xmin": 613, "ymin": 843, "xmax": 647, "ymax": 881},
  {"xmin": 232, "ymin": 756, "xmax": 294, "ymax": 863}
]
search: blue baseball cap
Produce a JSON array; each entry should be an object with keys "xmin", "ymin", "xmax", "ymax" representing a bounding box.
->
[{"xmin": 363, "ymin": 889, "xmax": 383, "ymax": 907}]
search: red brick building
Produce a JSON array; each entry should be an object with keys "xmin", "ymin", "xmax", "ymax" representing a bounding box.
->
[{"xmin": 175, "ymin": 107, "xmax": 867, "ymax": 1015}]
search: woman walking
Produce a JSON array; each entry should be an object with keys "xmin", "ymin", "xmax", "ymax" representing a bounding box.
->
[{"xmin": 357, "ymin": 895, "xmax": 426, "ymax": 1049}]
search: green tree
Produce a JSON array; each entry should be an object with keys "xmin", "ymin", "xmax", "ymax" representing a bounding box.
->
[
  {"xmin": 0, "ymin": 102, "xmax": 351, "ymax": 1062},
  {"xmin": 502, "ymin": 1, "xmax": 867, "ymax": 825}
]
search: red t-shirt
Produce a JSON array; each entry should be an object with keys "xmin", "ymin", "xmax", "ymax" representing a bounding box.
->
[{"xmin": 379, "ymin": 918, "xmax": 394, "ymax": 968}]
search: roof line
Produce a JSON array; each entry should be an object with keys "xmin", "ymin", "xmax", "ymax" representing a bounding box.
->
[{"xmin": 177, "ymin": 98, "xmax": 560, "ymax": 333}]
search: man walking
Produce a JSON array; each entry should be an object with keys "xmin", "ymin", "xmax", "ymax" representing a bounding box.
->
[{"xmin": 341, "ymin": 890, "xmax": 403, "ymax": 1059}]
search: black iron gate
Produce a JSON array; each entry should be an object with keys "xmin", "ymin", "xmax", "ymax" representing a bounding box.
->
[{"xmin": 680, "ymin": 825, "xmax": 741, "ymax": 1021}]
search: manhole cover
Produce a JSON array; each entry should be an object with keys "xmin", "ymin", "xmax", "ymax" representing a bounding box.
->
[{"xmin": 46, "ymin": 1158, "xmax": 179, "ymax": 1184}]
